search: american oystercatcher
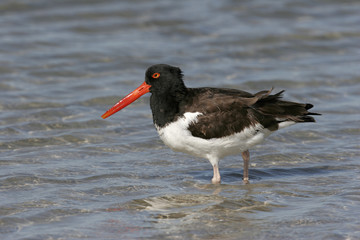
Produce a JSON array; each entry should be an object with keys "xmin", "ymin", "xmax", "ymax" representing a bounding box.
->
[{"xmin": 102, "ymin": 64, "xmax": 320, "ymax": 184}]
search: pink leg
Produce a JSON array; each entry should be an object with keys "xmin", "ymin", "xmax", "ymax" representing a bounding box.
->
[
  {"xmin": 211, "ymin": 164, "xmax": 221, "ymax": 184},
  {"xmin": 242, "ymin": 150, "xmax": 250, "ymax": 184}
]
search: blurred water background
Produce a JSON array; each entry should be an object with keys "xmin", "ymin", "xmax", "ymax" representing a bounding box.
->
[{"xmin": 1, "ymin": 0, "xmax": 360, "ymax": 239}]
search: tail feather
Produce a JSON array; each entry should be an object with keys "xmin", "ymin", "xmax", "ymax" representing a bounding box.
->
[
  {"xmin": 253, "ymin": 90, "xmax": 321, "ymax": 124},
  {"xmin": 305, "ymin": 103, "xmax": 313, "ymax": 110}
]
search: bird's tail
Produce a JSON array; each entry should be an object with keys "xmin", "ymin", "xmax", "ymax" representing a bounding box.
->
[{"xmin": 253, "ymin": 89, "xmax": 321, "ymax": 123}]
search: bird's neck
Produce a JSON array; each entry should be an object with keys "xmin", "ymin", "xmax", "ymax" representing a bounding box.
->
[{"xmin": 150, "ymin": 89, "xmax": 188, "ymax": 128}]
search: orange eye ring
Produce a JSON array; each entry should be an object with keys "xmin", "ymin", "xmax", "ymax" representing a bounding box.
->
[{"xmin": 152, "ymin": 72, "xmax": 160, "ymax": 79}]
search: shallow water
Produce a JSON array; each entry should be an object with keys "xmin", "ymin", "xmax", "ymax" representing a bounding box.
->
[{"xmin": 1, "ymin": 0, "xmax": 360, "ymax": 239}]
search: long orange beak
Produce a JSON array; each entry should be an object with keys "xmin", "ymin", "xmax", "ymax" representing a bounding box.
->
[{"xmin": 101, "ymin": 81, "xmax": 151, "ymax": 119}]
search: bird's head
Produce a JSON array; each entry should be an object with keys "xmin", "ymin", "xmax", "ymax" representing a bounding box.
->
[{"xmin": 101, "ymin": 64, "xmax": 186, "ymax": 119}]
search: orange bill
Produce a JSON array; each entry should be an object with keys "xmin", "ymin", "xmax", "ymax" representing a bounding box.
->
[{"xmin": 101, "ymin": 81, "xmax": 151, "ymax": 119}]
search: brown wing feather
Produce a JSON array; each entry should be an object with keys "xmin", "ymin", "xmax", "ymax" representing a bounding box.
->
[
  {"xmin": 178, "ymin": 87, "xmax": 320, "ymax": 140},
  {"xmin": 179, "ymin": 88, "xmax": 278, "ymax": 139}
]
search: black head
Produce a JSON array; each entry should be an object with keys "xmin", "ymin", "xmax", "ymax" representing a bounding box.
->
[
  {"xmin": 143, "ymin": 64, "xmax": 188, "ymax": 127},
  {"xmin": 101, "ymin": 64, "xmax": 187, "ymax": 120},
  {"xmin": 145, "ymin": 64, "xmax": 187, "ymax": 97}
]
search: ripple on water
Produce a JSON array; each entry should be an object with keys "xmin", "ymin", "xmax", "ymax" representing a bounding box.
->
[
  {"xmin": 1, "ymin": 0, "xmax": 360, "ymax": 239},
  {"xmin": 0, "ymin": 135, "xmax": 94, "ymax": 150}
]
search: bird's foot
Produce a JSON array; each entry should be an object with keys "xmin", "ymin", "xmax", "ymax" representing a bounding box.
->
[
  {"xmin": 211, "ymin": 177, "xmax": 221, "ymax": 184},
  {"xmin": 243, "ymin": 177, "xmax": 249, "ymax": 184}
]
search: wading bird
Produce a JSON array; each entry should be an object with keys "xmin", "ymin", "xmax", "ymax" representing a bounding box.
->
[{"xmin": 102, "ymin": 64, "xmax": 320, "ymax": 184}]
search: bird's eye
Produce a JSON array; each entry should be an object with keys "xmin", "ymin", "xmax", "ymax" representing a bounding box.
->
[{"xmin": 152, "ymin": 73, "xmax": 160, "ymax": 79}]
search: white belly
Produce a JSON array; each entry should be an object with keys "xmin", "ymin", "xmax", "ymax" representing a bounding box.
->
[{"xmin": 155, "ymin": 112, "xmax": 272, "ymax": 161}]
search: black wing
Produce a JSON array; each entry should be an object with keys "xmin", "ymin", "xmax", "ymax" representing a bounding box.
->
[{"xmin": 179, "ymin": 87, "xmax": 279, "ymax": 139}]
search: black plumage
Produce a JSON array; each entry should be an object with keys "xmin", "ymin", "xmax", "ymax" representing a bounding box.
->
[{"xmin": 104, "ymin": 63, "xmax": 320, "ymax": 184}]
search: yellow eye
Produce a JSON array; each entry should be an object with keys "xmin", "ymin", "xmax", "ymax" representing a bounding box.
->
[{"xmin": 152, "ymin": 72, "xmax": 160, "ymax": 79}]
